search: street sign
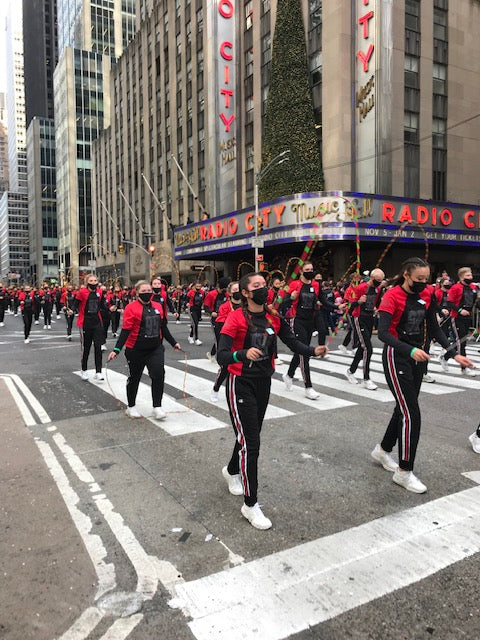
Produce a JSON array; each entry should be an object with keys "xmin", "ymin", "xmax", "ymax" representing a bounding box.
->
[
  {"xmin": 251, "ymin": 237, "xmax": 264, "ymax": 248},
  {"xmin": 256, "ymin": 254, "xmax": 263, "ymax": 262}
]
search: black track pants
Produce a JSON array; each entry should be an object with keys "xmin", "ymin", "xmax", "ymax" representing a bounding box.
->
[
  {"xmin": 81, "ymin": 325, "xmax": 104, "ymax": 372},
  {"xmin": 287, "ymin": 318, "xmax": 314, "ymax": 388},
  {"xmin": 125, "ymin": 344, "xmax": 165, "ymax": 408}
]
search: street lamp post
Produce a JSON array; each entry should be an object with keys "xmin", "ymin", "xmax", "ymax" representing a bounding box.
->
[{"xmin": 253, "ymin": 150, "xmax": 290, "ymax": 264}]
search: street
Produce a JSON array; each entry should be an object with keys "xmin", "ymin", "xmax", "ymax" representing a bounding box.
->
[{"xmin": 1, "ymin": 311, "xmax": 480, "ymax": 640}]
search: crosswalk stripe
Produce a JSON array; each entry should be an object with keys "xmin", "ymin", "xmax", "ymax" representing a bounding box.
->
[
  {"xmin": 273, "ymin": 363, "xmax": 393, "ymax": 402},
  {"xmin": 329, "ymin": 349, "xmax": 480, "ymax": 390},
  {"xmin": 73, "ymin": 370, "xmax": 227, "ymax": 436},
  {"xmin": 278, "ymin": 354, "xmax": 461, "ymax": 396},
  {"xmin": 163, "ymin": 365, "xmax": 294, "ymax": 420},
  {"xmin": 186, "ymin": 360, "xmax": 356, "ymax": 411}
]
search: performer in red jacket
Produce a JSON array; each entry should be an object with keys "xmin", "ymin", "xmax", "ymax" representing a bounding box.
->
[
  {"xmin": 217, "ymin": 272, "xmax": 327, "ymax": 530},
  {"xmin": 74, "ymin": 274, "xmax": 108, "ymax": 381},
  {"xmin": 108, "ymin": 280, "xmax": 181, "ymax": 420},
  {"xmin": 19, "ymin": 286, "xmax": 35, "ymax": 343},
  {"xmin": 440, "ymin": 266, "xmax": 479, "ymax": 376}
]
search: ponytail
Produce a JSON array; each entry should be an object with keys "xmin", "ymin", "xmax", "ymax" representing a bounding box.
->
[{"xmin": 389, "ymin": 257, "xmax": 429, "ymax": 288}]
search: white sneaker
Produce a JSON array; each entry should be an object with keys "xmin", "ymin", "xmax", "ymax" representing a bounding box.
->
[
  {"xmin": 81, "ymin": 370, "xmax": 89, "ymax": 380},
  {"xmin": 392, "ymin": 469, "xmax": 427, "ymax": 493},
  {"xmin": 274, "ymin": 357, "xmax": 282, "ymax": 365},
  {"xmin": 312, "ymin": 330, "xmax": 318, "ymax": 337},
  {"xmin": 94, "ymin": 372, "xmax": 105, "ymax": 381},
  {"xmin": 48, "ymin": 325, "xmax": 52, "ymax": 330},
  {"xmin": 439, "ymin": 356, "xmax": 449, "ymax": 372},
  {"xmin": 153, "ymin": 407, "xmax": 166, "ymax": 420},
  {"xmin": 338, "ymin": 344, "xmax": 348, "ymax": 354},
  {"xmin": 34, "ymin": 320, "xmax": 39, "ymax": 325},
  {"xmin": 206, "ymin": 351, "xmax": 213, "ymax": 362},
  {"xmin": 112, "ymin": 333, "xmax": 117, "ymax": 338},
  {"xmin": 43, "ymin": 325, "xmax": 47, "ymax": 329},
  {"xmin": 469, "ymin": 432, "xmax": 480, "ymax": 454},
  {"xmin": 222, "ymin": 466, "xmax": 243, "ymax": 495},
  {"xmin": 305, "ymin": 387, "xmax": 320, "ymax": 400},
  {"xmin": 362, "ymin": 379, "xmax": 378, "ymax": 390},
  {"xmin": 195, "ymin": 339, "xmax": 202, "ymax": 345},
  {"xmin": 210, "ymin": 389, "xmax": 220, "ymax": 403},
  {"xmin": 126, "ymin": 406, "xmax": 142, "ymax": 419},
  {"xmin": 24, "ymin": 338, "xmax": 30, "ymax": 344},
  {"xmin": 345, "ymin": 370, "xmax": 358, "ymax": 385},
  {"xmin": 241, "ymin": 502, "xmax": 272, "ymax": 530},
  {"xmin": 282, "ymin": 373, "xmax": 293, "ymax": 391},
  {"xmin": 371, "ymin": 444, "xmax": 397, "ymax": 472},
  {"xmin": 188, "ymin": 336, "xmax": 194, "ymax": 344},
  {"xmin": 56, "ymin": 315, "xmax": 60, "ymax": 319},
  {"xmin": 101, "ymin": 344, "xmax": 107, "ymax": 351},
  {"xmin": 176, "ymin": 320, "xmax": 180, "ymax": 324},
  {"xmin": 422, "ymin": 373, "xmax": 435, "ymax": 383},
  {"xmin": 0, "ymin": 322, "xmax": 4, "ymax": 327},
  {"xmin": 462, "ymin": 368, "xmax": 478, "ymax": 377}
]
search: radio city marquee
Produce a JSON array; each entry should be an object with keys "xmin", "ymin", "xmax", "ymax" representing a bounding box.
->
[{"xmin": 174, "ymin": 192, "xmax": 480, "ymax": 259}]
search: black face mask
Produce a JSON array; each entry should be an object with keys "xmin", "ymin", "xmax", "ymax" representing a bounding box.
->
[
  {"xmin": 463, "ymin": 278, "xmax": 473, "ymax": 285},
  {"xmin": 410, "ymin": 281, "xmax": 427, "ymax": 294},
  {"xmin": 88, "ymin": 283, "xmax": 97, "ymax": 290},
  {"xmin": 231, "ymin": 291, "xmax": 241, "ymax": 301},
  {"xmin": 138, "ymin": 292, "xmax": 152, "ymax": 303},
  {"xmin": 372, "ymin": 279, "xmax": 382, "ymax": 288},
  {"xmin": 152, "ymin": 286, "xmax": 162, "ymax": 294},
  {"xmin": 302, "ymin": 271, "xmax": 314, "ymax": 280},
  {"xmin": 443, "ymin": 284, "xmax": 452, "ymax": 290},
  {"xmin": 250, "ymin": 287, "xmax": 269, "ymax": 305}
]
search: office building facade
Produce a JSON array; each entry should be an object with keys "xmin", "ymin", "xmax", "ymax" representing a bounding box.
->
[
  {"xmin": 93, "ymin": 0, "xmax": 479, "ymax": 283},
  {"xmin": 0, "ymin": 94, "xmax": 9, "ymax": 195},
  {"xmin": 54, "ymin": 0, "xmax": 136, "ymax": 281},
  {"xmin": 0, "ymin": 191, "xmax": 29, "ymax": 282}
]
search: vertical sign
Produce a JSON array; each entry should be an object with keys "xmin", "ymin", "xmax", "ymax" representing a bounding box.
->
[
  {"xmin": 355, "ymin": 0, "xmax": 377, "ymax": 192},
  {"xmin": 213, "ymin": 0, "xmax": 237, "ymax": 215}
]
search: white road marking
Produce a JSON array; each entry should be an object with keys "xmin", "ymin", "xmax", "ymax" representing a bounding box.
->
[
  {"xmin": 0, "ymin": 375, "xmax": 36, "ymax": 426},
  {"xmin": 187, "ymin": 360, "xmax": 355, "ymax": 411},
  {"xmin": 74, "ymin": 369, "xmax": 228, "ymax": 436},
  {"xmin": 163, "ymin": 364, "xmax": 294, "ymax": 420},
  {"xmin": 280, "ymin": 353, "xmax": 461, "ymax": 396},
  {"xmin": 8, "ymin": 373, "xmax": 52, "ymax": 423},
  {"xmin": 97, "ymin": 614, "xmax": 144, "ymax": 639},
  {"xmin": 56, "ymin": 608, "xmax": 104, "ymax": 640},
  {"xmin": 172, "ymin": 483, "xmax": 480, "ymax": 640}
]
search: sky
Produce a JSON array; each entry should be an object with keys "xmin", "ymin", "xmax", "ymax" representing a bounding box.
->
[{"xmin": 0, "ymin": 2, "xmax": 8, "ymax": 94}]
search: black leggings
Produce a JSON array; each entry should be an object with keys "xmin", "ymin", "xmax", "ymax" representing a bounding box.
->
[
  {"xmin": 0, "ymin": 302, "xmax": 5, "ymax": 323},
  {"xmin": 381, "ymin": 345, "xmax": 426, "ymax": 471},
  {"xmin": 287, "ymin": 318, "xmax": 314, "ymax": 388},
  {"xmin": 43, "ymin": 303, "xmax": 53, "ymax": 326},
  {"xmin": 447, "ymin": 316, "xmax": 470, "ymax": 368},
  {"xmin": 65, "ymin": 312, "xmax": 74, "ymax": 336},
  {"xmin": 190, "ymin": 307, "xmax": 201, "ymax": 340},
  {"xmin": 125, "ymin": 344, "xmax": 165, "ymax": 408},
  {"xmin": 314, "ymin": 311, "xmax": 329, "ymax": 346},
  {"xmin": 226, "ymin": 374, "xmax": 271, "ymax": 507},
  {"xmin": 349, "ymin": 316, "xmax": 373, "ymax": 380},
  {"xmin": 111, "ymin": 311, "xmax": 121, "ymax": 334},
  {"xmin": 81, "ymin": 325, "xmax": 104, "ymax": 372},
  {"xmin": 23, "ymin": 311, "xmax": 33, "ymax": 338},
  {"xmin": 342, "ymin": 315, "xmax": 354, "ymax": 348}
]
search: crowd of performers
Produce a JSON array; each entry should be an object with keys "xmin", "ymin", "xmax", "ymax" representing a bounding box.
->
[{"xmin": 1, "ymin": 260, "xmax": 478, "ymax": 529}]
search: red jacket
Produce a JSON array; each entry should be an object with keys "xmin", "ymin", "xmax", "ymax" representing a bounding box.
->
[
  {"xmin": 447, "ymin": 282, "xmax": 478, "ymax": 318},
  {"xmin": 120, "ymin": 299, "xmax": 164, "ymax": 348},
  {"xmin": 75, "ymin": 287, "xmax": 104, "ymax": 328},
  {"xmin": 286, "ymin": 279, "xmax": 320, "ymax": 317},
  {"xmin": 350, "ymin": 282, "xmax": 381, "ymax": 318},
  {"xmin": 187, "ymin": 288, "xmax": 205, "ymax": 308},
  {"xmin": 216, "ymin": 299, "xmax": 237, "ymax": 324},
  {"xmin": 19, "ymin": 291, "xmax": 35, "ymax": 310}
]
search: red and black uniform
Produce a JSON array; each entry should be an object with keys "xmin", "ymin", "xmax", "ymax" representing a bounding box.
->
[
  {"xmin": 377, "ymin": 284, "xmax": 456, "ymax": 471},
  {"xmin": 60, "ymin": 289, "xmax": 76, "ymax": 337},
  {"xmin": 19, "ymin": 291, "xmax": 35, "ymax": 338},
  {"xmin": 446, "ymin": 281, "xmax": 478, "ymax": 367},
  {"xmin": 113, "ymin": 299, "xmax": 177, "ymax": 409},
  {"xmin": 212, "ymin": 298, "xmax": 239, "ymax": 393},
  {"xmin": 187, "ymin": 287, "xmax": 205, "ymax": 341},
  {"xmin": 41, "ymin": 288, "xmax": 54, "ymax": 326},
  {"xmin": 152, "ymin": 285, "xmax": 176, "ymax": 319},
  {"xmin": 108, "ymin": 290, "xmax": 123, "ymax": 336},
  {"xmin": 348, "ymin": 281, "xmax": 381, "ymax": 381},
  {"xmin": 314, "ymin": 283, "xmax": 338, "ymax": 346},
  {"xmin": 0, "ymin": 287, "xmax": 7, "ymax": 324},
  {"xmin": 33, "ymin": 290, "xmax": 42, "ymax": 322},
  {"xmin": 205, "ymin": 288, "xmax": 229, "ymax": 358},
  {"xmin": 75, "ymin": 287, "xmax": 106, "ymax": 373},
  {"xmin": 285, "ymin": 279, "xmax": 320, "ymax": 389},
  {"xmin": 217, "ymin": 306, "xmax": 317, "ymax": 507},
  {"xmin": 55, "ymin": 287, "xmax": 63, "ymax": 317},
  {"xmin": 341, "ymin": 283, "xmax": 357, "ymax": 350}
]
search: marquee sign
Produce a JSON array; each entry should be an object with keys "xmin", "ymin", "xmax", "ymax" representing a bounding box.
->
[{"xmin": 174, "ymin": 192, "xmax": 480, "ymax": 259}]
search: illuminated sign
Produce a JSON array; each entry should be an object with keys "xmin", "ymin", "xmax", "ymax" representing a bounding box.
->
[
  {"xmin": 355, "ymin": 0, "xmax": 376, "ymax": 191},
  {"xmin": 174, "ymin": 192, "xmax": 480, "ymax": 258}
]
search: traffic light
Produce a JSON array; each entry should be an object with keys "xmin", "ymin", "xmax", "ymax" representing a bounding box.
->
[
  {"xmin": 149, "ymin": 244, "xmax": 155, "ymax": 255},
  {"xmin": 256, "ymin": 216, "xmax": 264, "ymax": 234}
]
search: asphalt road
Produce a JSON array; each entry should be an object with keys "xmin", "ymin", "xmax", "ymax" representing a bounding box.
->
[{"xmin": 0, "ymin": 310, "xmax": 479, "ymax": 640}]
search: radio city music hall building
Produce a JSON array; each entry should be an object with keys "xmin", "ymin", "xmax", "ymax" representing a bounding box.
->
[{"xmin": 92, "ymin": 0, "xmax": 479, "ymax": 284}]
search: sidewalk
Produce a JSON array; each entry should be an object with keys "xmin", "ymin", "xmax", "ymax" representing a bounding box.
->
[{"xmin": 0, "ymin": 379, "xmax": 97, "ymax": 640}]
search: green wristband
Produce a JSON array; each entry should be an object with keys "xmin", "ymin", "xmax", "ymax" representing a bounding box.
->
[
  {"xmin": 410, "ymin": 347, "xmax": 418, "ymax": 358},
  {"xmin": 113, "ymin": 347, "xmax": 121, "ymax": 354},
  {"xmin": 233, "ymin": 351, "xmax": 239, "ymax": 363}
]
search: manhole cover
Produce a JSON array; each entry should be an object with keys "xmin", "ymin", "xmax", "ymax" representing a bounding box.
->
[{"xmin": 96, "ymin": 591, "xmax": 144, "ymax": 617}]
